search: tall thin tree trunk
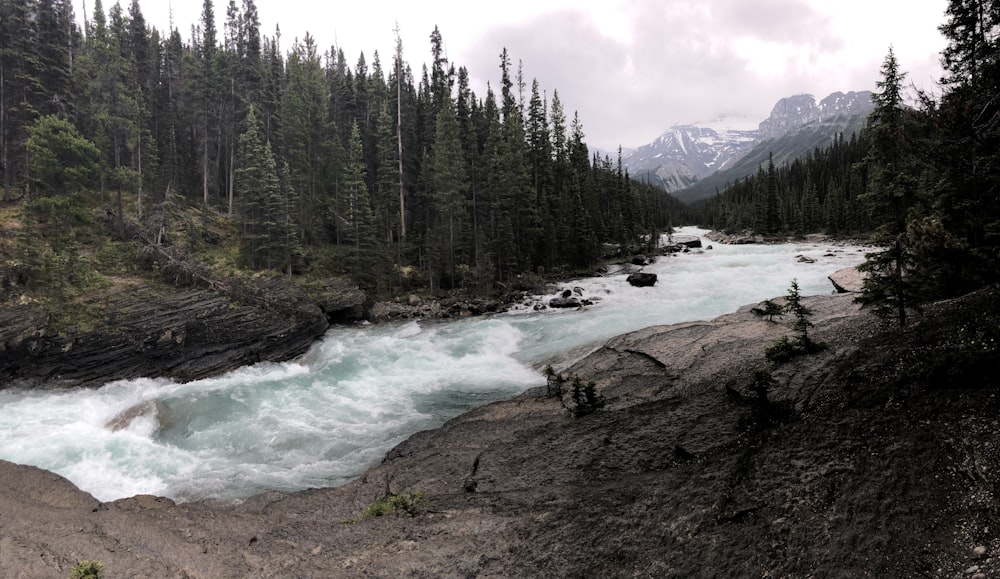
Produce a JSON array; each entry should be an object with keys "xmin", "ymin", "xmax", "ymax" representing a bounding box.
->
[
  {"xmin": 395, "ymin": 25, "xmax": 405, "ymax": 241},
  {"xmin": 117, "ymin": 189, "xmax": 125, "ymax": 238},
  {"xmin": 449, "ymin": 212, "xmax": 455, "ymax": 286},
  {"xmin": 216, "ymin": 121, "xmax": 224, "ymax": 206},
  {"xmin": 136, "ymin": 119, "xmax": 143, "ymax": 220},
  {"xmin": 1, "ymin": 60, "xmax": 8, "ymax": 200},
  {"xmin": 229, "ymin": 145, "xmax": 235, "ymax": 216},
  {"xmin": 203, "ymin": 138, "xmax": 209, "ymax": 206},
  {"xmin": 228, "ymin": 78, "xmax": 235, "ymax": 216}
]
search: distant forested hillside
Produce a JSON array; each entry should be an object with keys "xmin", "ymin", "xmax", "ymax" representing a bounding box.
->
[
  {"xmin": 677, "ymin": 111, "xmax": 869, "ymax": 206},
  {"xmin": 700, "ymin": 132, "xmax": 871, "ymax": 236}
]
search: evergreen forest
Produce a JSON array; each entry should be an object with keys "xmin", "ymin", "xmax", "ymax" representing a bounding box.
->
[
  {"xmin": 0, "ymin": 0, "xmax": 689, "ymax": 302},
  {"xmin": 702, "ymin": 0, "xmax": 1000, "ymax": 321},
  {"xmin": 2, "ymin": 0, "xmax": 998, "ymax": 324}
]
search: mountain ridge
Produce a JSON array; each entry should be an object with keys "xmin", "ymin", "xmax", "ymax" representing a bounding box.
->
[{"xmin": 624, "ymin": 91, "xmax": 873, "ymax": 200}]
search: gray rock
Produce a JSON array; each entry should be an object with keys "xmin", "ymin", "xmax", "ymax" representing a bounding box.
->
[
  {"xmin": 626, "ymin": 272, "xmax": 658, "ymax": 287},
  {"xmin": 829, "ymin": 266, "xmax": 865, "ymax": 293},
  {"xmin": 105, "ymin": 400, "xmax": 171, "ymax": 432},
  {"xmin": 0, "ymin": 276, "xmax": 328, "ymax": 388},
  {"xmin": 309, "ymin": 277, "xmax": 367, "ymax": 323},
  {"xmin": 673, "ymin": 235, "xmax": 702, "ymax": 248},
  {"xmin": 549, "ymin": 297, "xmax": 581, "ymax": 309}
]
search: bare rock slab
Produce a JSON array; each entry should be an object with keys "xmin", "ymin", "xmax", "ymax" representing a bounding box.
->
[{"xmin": 829, "ymin": 266, "xmax": 865, "ymax": 293}]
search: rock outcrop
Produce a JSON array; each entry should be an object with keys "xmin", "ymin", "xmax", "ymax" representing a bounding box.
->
[
  {"xmin": 829, "ymin": 265, "xmax": 865, "ymax": 293},
  {"xmin": 306, "ymin": 277, "xmax": 367, "ymax": 323},
  {"xmin": 0, "ymin": 275, "xmax": 329, "ymax": 389},
  {"xmin": 1, "ymin": 289, "xmax": 998, "ymax": 577}
]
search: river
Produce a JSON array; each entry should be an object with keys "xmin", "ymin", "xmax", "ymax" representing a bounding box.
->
[{"xmin": 0, "ymin": 228, "xmax": 870, "ymax": 503}]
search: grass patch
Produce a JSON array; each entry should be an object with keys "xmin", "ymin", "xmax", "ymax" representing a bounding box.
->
[
  {"xmin": 345, "ymin": 491, "xmax": 428, "ymax": 523},
  {"xmin": 93, "ymin": 240, "xmax": 143, "ymax": 275}
]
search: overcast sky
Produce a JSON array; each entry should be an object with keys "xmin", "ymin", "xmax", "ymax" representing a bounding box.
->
[{"xmin": 76, "ymin": 0, "xmax": 949, "ymax": 151}]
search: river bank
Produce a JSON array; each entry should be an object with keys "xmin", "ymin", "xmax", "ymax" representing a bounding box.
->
[
  {"xmin": 0, "ymin": 229, "xmax": 707, "ymax": 388},
  {"xmin": 1, "ymin": 285, "xmax": 997, "ymax": 577}
]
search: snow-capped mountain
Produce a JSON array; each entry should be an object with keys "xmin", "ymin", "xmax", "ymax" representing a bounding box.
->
[
  {"xmin": 625, "ymin": 91, "xmax": 873, "ymax": 194},
  {"xmin": 624, "ymin": 119, "xmax": 758, "ymax": 192},
  {"xmin": 758, "ymin": 91, "xmax": 873, "ymax": 140}
]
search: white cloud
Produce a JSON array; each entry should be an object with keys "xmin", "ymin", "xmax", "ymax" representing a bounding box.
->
[{"xmin": 75, "ymin": 0, "xmax": 949, "ymax": 149}]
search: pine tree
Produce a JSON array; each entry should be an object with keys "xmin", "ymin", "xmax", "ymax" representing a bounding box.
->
[
  {"xmin": 36, "ymin": 0, "xmax": 76, "ymax": 117},
  {"xmin": 374, "ymin": 100, "xmax": 399, "ymax": 243},
  {"xmin": 857, "ymin": 48, "xmax": 919, "ymax": 326},
  {"xmin": 928, "ymin": 0, "xmax": 1000, "ymax": 289},
  {"xmin": 785, "ymin": 279, "xmax": 814, "ymax": 348},
  {"xmin": 283, "ymin": 33, "xmax": 331, "ymax": 246},
  {"xmin": 527, "ymin": 79, "xmax": 553, "ymax": 265},
  {"xmin": 344, "ymin": 121, "xmax": 380, "ymax": 289},
  {"xmin": 198, "ymin": 0, "xmax": 219, "ymax": 206},
  {"xmin": 1, "ymin": 0, "xmax": 44, "ymax": 194},
  {"xmin": 26, "ymin": 114, "xmax": 100, "ymax": 194},
  {"xmin": 763, "ymin": 153, "xmax": 780, "ymax": 234},
  {"xmin": 429, "ymin": 97, "xmax": 468, "ymax": 288},
  {"xmin": 236, "ymin": 105, "xmax": 282, "ymax": 269}
]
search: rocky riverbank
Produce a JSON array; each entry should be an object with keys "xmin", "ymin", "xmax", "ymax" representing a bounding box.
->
[
  {"xmin": 1, "ymin": 285, "xmax": 998, "ymax": 577},
  {"xmin": 0, "ymin": 228, "xmax": 734, "ymax": 386},
  {"xmin": 0, "ymin": 274, "xmax": 331, "ymax": 389}
]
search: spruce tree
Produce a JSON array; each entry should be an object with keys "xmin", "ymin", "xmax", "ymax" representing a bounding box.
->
[
  {"xmin": 236, "ymin": 105, "xmax": 282, "ymax": 269},
  {"xmin": 429, "ymin": 98, "xmax": 468, "ymax": 288},
  {"xmin": 26, "ymin": 115, "xmax": 101, "ymax": 194},
  {"xmin": 785, "ymin": 279, "xmax": 814, "ymax": 348},
  {"xmin": 857, "ymin": 48, "xmax": 919, "ymax": 326},
  {"xmin": 929, "ymin": 0, "xmax": 1000, "ymax": 289},
  {"xmin": 282, "ymin": 33, "xmax": 330, "ymax": 246},
  {"xmin": 344, "ymin": 121, "xmax": 380, "ymax": 288},
  {"xmin": 1, "ymin": 0, "xmax": 44, "ymax": 193}
]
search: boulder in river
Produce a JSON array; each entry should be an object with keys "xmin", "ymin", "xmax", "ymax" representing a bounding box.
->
[
  {"xmin": 626, "ymin": 273, "xmax": 658, "ymax": 287},
  {"xmin": 105, "ymin": 400, "xmax": 171, "ymax": 432},
  {"xmin": 672, "ymin": 235, "xmax": 702, "ymax": 249},
  {"xmin": 549, "ymin": 297, "xmax": 582, "ymax": 309}
]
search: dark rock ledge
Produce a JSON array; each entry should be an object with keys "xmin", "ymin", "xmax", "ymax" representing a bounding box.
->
[
  {"xmin": 1, "ymin": 287, "xmax": 998, "ymax": 577},
  {"xmin": 0, "ymin": 275, "xmax": 330, "ymax": 389}
]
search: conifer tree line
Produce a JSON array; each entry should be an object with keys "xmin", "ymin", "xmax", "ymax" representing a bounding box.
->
[
  {"xmin": 703, "ymin": 0, "xmax": 1000, "ymax": 320},
  {"xmin": 0, "ymin": 0, "xmax": 687, "ymax": 295},
  {"xmin": 700, "ymin": 135, "xmax": 872, "ymax": 236}
]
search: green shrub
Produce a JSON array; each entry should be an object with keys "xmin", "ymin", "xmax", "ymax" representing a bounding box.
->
[
  {"xmin": 785, "ymin": 279, "xmax": 814, "ymax": 348},
  {"xmin": 69, "ymin": 560, "xmax": 104, "ymax": 579},
  {"xmin": 765, "ymin": 336, "xmax": 798, "ymax": 364},
  {"xmin": 571, "ymin": 376, "xmax": 605, "ymax": 417},
  {"xmin": 348, "ymin": 491, "xmax": 428, "ymax": 523},
  {"xmin": 764, "ymin": 280, "xmax": 826, "ymax": 365},
  {"xmin": 759, "ymin": 298, "xmax": 785, "ymax": 321},
  {"xmin": 543, "ymin": 365, "xmax": 562, "ymax": 396}
]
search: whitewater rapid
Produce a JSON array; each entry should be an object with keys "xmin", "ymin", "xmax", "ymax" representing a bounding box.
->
[{"xmin": 0, "ymin": 228, "xmax": 871, "ymax": 502}]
